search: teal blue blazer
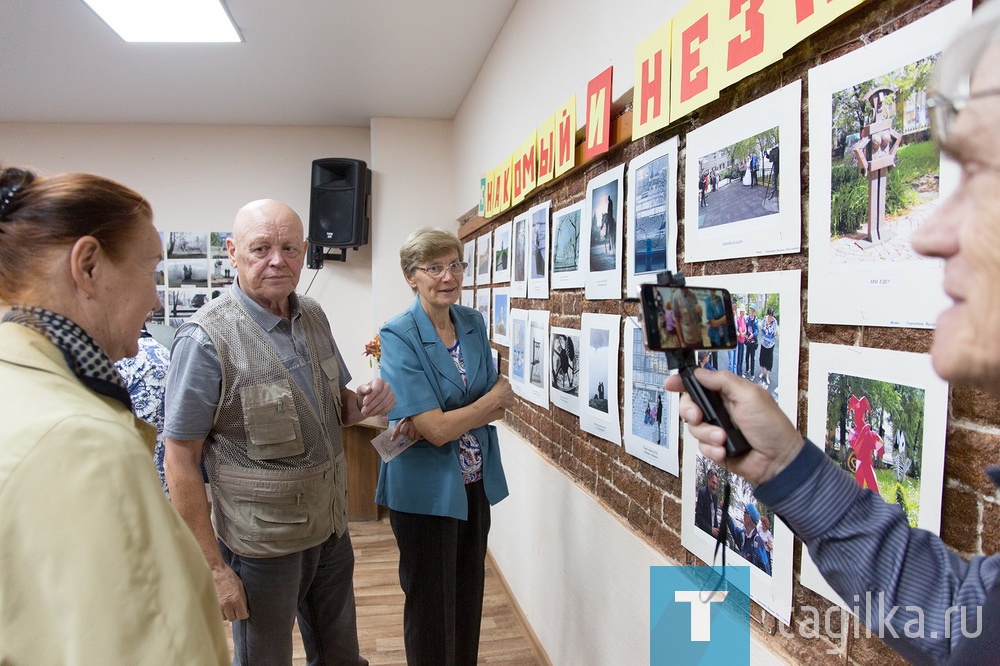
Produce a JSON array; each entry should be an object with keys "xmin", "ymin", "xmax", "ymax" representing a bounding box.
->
[{"xmin": 375, "ymin": 298, "xmax": 508, "ymax": 520}]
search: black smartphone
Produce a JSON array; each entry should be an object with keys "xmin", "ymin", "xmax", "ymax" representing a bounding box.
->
[{"xmin": 638, "ymin": 284, "xmax": 737, "ymax": 351}]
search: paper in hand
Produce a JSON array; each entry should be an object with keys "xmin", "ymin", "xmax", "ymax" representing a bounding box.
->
[{"xmin": 370, "ymin": 428, "xmax": 416, "ymax": 463}]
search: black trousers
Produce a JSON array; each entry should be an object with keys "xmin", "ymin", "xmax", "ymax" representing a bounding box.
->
[{"xmin": 389, "ymin": 481, "xmax": 491, "ymax": 666}]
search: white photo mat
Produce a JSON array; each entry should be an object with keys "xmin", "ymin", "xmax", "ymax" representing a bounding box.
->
[
  {"xmin": 800, "ymin": 343, "xmax": 949, "ymax": 609},
  {"xmin": 493, "ymin": 221, "xmax": 512, "ymax": 284},
  {"xmin": 680, "ymin": 269, "xmax": 802, "ymax": 624},
  {"xmin": 527, "ymin": 200, "xmax": 551, "ymax": 299},
  {"xmin": 550, "ymin": 201, "xmax": 586, "ymax": 290},
  {"xmin": 623, "ymin": 317, "xmax": 679, "ymax": 476},
  {"xmin": 492, "ymin": 287, "xmax": 510, "ymax": 347},
  {"xmin": 523, "ymin": 309, "xmax": 550, "ymax": 409},
  {"xmin": 805, "ymin": 0, "xmax": 968, "ymax": 327},
  {"xmin": 509, "ymin": 308, "xmax": 529, "ymax": 397},
  {"xmin": 476, "ymin": 233, "xmax": 492, "ymax": 286},
  {"xmin": 626, "ymin": 137, "xmax": 679, "ymax": 298},
  {"xmin": 684, "ymin": 81, "xmax": 802, "ymax": 263},
  {"xmin": 584, "ymin": 164, "xmax": 625, "ymax": 300},
  {"xmin": 579, "ymin": 313, "xmax": 621, "ymax": 445},
  {"xmin": 510, "ymin": 213, "xmax": 529, "ymax": 298},
  {"xmin": 549, "ymin": 325, "xmax": 582, "ymax": 416},
  {"xmin": 475, "ymin": 288, "xmax": 491, "ymax": 340}
]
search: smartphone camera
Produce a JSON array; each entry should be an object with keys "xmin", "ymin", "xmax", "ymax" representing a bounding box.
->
[{"xmin": 639, "ymin": 284, "xmax": 737, "ymax": 352}]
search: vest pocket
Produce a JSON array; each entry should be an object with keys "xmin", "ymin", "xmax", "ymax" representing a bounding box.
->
[
  {"xmin": 320, "ymin": 356, "xmax": 343, "ymax": 426},
  {"xmin": 216, "ymin": 463, "xmax": 333, "ymax": 545},
  {"xmin": 241, "ymin": 380, "xmax": 305, "ymax": 460}
]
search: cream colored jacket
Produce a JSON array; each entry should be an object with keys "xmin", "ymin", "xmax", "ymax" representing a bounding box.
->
[{"xmin": 0, "ymin": 322, "xmax": 228, "ymax": 665}]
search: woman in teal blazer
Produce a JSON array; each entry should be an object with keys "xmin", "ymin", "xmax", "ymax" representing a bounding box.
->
[{"xmin": 377, "ymin": 227, "xmax": 515, "ymax": 665}]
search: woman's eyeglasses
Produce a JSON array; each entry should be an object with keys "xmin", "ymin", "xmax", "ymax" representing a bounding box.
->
[{"xmin": 413, "ymin": 261, "xmax": 468, "ymax": 278}]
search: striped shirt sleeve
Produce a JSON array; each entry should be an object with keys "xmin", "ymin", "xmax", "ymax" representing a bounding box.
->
[{"xmin": 756, "ymin": 440, "xmax": 1000, "ymax": 664}]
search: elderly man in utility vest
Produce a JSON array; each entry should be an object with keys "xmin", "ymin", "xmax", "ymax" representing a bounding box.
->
[{"xmin": 164, "ymin": 199, "xmax": 398, "ymax": 665}]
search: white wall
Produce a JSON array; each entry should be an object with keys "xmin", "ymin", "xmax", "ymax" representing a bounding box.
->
[
  {"xmin": 0, "ymin": 122, "xmax": 376, "ymax": 384},
  {"xmin": 493, "ymin": 425, "xmax": 787, "ymax": 665},
  {"xmin": 450, "ymin": 0, "xmax": 687, "ymax": 217},
  {"xmin": 491, "ymin": 424, "xmax": 669, "ymax": 665},
  {"xmin": 369, "ymin": 117, "xmax": 456, "ymax": 329}
]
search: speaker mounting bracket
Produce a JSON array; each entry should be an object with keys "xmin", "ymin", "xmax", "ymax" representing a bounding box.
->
[{"xmin": 308, "ymin": 244, "xmax": 360, "ymax": 269}]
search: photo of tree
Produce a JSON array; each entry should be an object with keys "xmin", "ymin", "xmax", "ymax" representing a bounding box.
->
[
  {"xmin": 551, "ymin": 201, "xmax": 585, "ymax": 290},
  {"xmin": 553, "ymin": 208, "xmax": 580, "ymax": 273},
  {"xmin": 167, "ymin": 231, "xmax": 207, "ymax": 259}
]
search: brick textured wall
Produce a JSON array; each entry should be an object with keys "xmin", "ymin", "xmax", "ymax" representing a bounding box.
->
[{"xmin": 461, "ymin": 1, "xmax": 997, "ymax": 662}]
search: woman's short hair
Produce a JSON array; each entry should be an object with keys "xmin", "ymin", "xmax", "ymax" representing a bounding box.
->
[
  {"xmin": 399, "ymin": 226, "xmax": 463, "ymax": 278},
  {"xmin": 0, "ymin": 165, "xmax": 152, "ymax": 303}
]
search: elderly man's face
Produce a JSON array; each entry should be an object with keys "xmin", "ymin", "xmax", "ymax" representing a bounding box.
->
[
  {"xmin": 227, "ymin": 201, "xmax": 307, "ymax": 312},
  {"xmin": 912, "ymin": 42, "xmax": 1000, "ymax": 390}
]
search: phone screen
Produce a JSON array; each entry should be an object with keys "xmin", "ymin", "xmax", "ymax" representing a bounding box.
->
[{"xmin": 639, "ymin": 284, "xmax": 737, "ymax": 351}]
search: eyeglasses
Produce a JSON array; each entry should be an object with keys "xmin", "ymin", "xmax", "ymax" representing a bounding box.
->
[
  {"xmin": 413, "ymin": 261, "xmax": 468, "ymax": 278},
  {"xmin": 927, "ymin": 88, "xmax": 1000, "ymax": 146}
]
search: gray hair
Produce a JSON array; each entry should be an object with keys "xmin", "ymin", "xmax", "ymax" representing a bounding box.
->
[{"xmin": 398, "ymin": 226, "xmax": 463, "ymax": 278}]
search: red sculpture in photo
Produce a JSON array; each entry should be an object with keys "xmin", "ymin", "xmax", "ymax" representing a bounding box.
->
[{"xmin": 848, "ymin": 394, "xmax": 885, "ymax": 492}]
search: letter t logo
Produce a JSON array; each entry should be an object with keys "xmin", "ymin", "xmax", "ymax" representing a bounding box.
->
[{"xmin": 674, "ymin": 590, "xmax": 728, "ymax": 641}]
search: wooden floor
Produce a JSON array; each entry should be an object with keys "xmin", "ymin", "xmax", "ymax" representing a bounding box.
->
[{"xmin": 224, "ymin": 519, "xmax": 548, "ymax": 665}]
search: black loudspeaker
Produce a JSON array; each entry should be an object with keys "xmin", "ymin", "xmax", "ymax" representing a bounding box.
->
[{"xmin": 308, "ymin": 158, "xmax": 371, "ymax": 249}]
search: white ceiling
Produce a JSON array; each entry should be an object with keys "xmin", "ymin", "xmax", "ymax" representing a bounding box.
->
[{"xmin": 0, "ymin": 0, "xmax": 518, "ymax": 126}]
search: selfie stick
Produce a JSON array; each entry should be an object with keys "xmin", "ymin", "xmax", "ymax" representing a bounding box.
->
[{"xmin": 657, "ymin": 271, "xmax": 751, "ymax": 458}]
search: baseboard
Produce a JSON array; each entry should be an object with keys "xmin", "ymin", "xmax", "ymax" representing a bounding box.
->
[{"xmin": 486, "ymin": 549, "xmax": 553, "ymax": 666}]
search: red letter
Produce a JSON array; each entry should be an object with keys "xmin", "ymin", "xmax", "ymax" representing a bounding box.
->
[
  {"xmin": 727, "ymin": 0, "xmax": 765, "ymax": 70},
  {"xmin": 795, "ymin": 0, "xmax": 815, "ymax": 23},
  {"xmin": 558, "ymin": 109, "xmax": 573, "ymax": 166},
  {"xmin": 639, "ymin": 50, "xmax": 663, "ymax": 125},
  {"xmin": 521, "ymin": 146, "xmax": 535, "ymax": 184},
  {"xmin": 501, "ymin": 167, "xmax": 511, "ymax": 207},
  {"xmin": 538, "ymin": 130, "xmax": 553, "ymax": 179},
  {"xmin": 512, "ymin": 158, "xmax": 523, "ymax": 199},
  {"xmin": 585, "ymin": 66, "xmax": 613, "ymax": 160},
  {"xmin": 680, "ymin": 15, "xmax": 709, "ymax": 103},
  {"xmin": 493, "ymin": 172, "xmax": 503, "ymax": 210}
]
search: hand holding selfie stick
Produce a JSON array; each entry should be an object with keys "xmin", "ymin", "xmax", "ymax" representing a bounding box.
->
[
  {"xmin": 676, "ymin": 364, "xmax": 751, "ymax": 458},
  {"xmin": 655, "ymin": 271, "xmax": 751, "ymax": 459}
]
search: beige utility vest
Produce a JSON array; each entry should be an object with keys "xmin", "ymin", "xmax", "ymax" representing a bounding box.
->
[{"xmin": 192, "ymin": 293, "xmax": 348, "ymax": 557}]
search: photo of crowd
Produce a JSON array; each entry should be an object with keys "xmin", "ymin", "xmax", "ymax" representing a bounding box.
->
[{"xmin": 693, "ymin": 454, "xmax": 773, "ymax": 576}]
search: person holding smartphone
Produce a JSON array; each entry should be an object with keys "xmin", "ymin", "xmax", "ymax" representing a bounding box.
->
[{"xmin": 665, "ymin": 4, "xmax": 1000, "ymax": 660}]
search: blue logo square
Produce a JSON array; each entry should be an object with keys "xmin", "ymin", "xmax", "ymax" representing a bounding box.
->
[{"xmin": 650, "ymin": 565, "xmax": 750, "ymax": 665}]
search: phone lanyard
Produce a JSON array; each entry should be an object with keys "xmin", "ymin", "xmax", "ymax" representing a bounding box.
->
[{"xmin": 701, "ymin": 471, "xmax": 735, "ymax": 604}]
